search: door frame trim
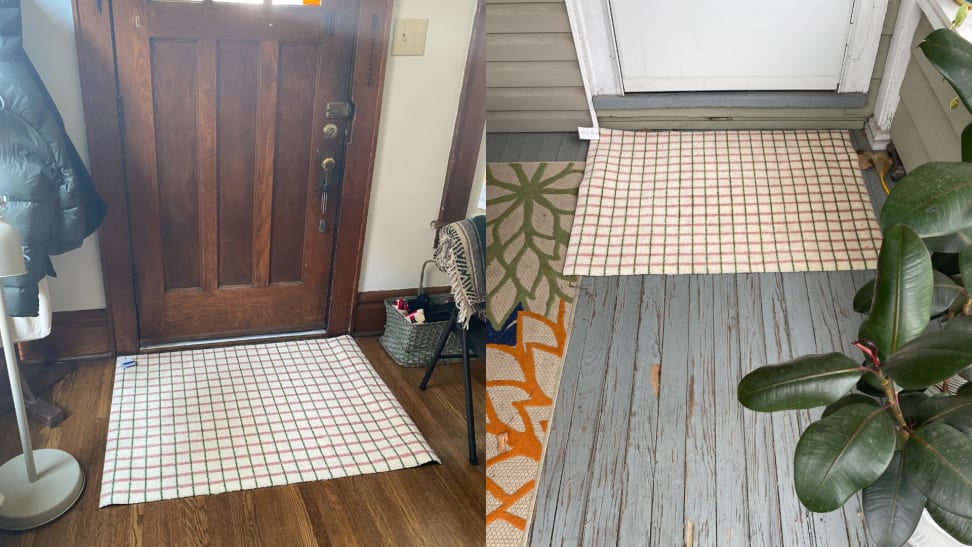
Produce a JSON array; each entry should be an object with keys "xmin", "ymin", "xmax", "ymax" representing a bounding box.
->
[
  {"xmin": 71, "ymin": 0, "xmax": 394, "ymax": 353},
  {"xmin": 567, "ymin": 0, "xmax": 889, "ymax": 96}
]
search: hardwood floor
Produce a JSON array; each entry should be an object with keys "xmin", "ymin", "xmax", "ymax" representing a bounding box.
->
[{"xmin": 0, "ymin": 337, "xmax": 484, "ymax": 547}]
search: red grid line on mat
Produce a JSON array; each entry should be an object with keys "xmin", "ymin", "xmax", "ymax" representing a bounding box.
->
[
  {"xmin": 564, "ymin": 129, "xmax": 882, "ymax": 276},
  {"xmin": 99, "ymin": 336, "xmax": 438, "ymax": 507}
]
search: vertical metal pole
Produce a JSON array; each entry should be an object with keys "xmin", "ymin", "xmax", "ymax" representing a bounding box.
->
[{"xmin": 0, "ymin": 291, "xmax": 37, "ymax": 482}]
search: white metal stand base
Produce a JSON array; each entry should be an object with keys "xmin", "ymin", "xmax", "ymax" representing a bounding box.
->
[{"xmin": 0, "ymin": 449, "xmax": 83, "ymax": 531}]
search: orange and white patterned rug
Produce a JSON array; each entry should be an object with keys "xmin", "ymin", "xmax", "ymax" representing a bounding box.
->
[{"xmin": 485, "ymin": 162, "xmax": 583, "ymax": 546}]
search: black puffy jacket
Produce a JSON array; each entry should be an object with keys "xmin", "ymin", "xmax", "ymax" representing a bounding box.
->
[{"xmin": 0, "ymin": 0, "xmax": 106, "ymax": 316}]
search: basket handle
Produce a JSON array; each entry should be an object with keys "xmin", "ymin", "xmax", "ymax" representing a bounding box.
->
[{"xmin": 418, "ymin": 259, "xmax": 436, "ymax": 296}]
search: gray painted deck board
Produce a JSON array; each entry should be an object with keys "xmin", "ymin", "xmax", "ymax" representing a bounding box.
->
[
  {"xmin": 510, "ymin": 129, "xmax": 887, "ymax": 546},
  {"xmin": 616, "ymin": 275, "xmax": 666, "ymax": 543},
  {"xmin": 582, "ymin": 276, "xmax": 642, "ymax": 545},
  {"xmin": 649, "ymin": 276, "xmax": 691, "ymax": 546}
]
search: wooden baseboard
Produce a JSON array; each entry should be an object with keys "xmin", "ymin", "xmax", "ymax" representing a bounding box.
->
[
  {"xmin": 17, "ymin": 309, "xmax": 113, "ymax": 365},
  {"xmin": 353, "ymin": 286, "xmax": 450, "ymax": 336}
]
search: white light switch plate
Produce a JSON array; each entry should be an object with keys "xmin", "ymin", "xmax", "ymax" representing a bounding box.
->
[{"xmin": 392, "ymin": 18, "xmax": 429, "ymax": 56}]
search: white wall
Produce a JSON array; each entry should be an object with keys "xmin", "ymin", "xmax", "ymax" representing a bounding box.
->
[
  {"xmin": 22, "ymin": 0, "xmax": 481, "ymax": 313},
  {"xmin": 22, "ymin": 0, "xmax": 107, "ymax": 312},
  {"xmin": 359, "ymin": 0, "xmax": 482, "ymax": 291}
]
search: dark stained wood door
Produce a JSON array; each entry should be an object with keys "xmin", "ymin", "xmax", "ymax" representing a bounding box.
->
[{"xmin": 113, "ymin": 0, "xmax": 359, "ymax": 343}]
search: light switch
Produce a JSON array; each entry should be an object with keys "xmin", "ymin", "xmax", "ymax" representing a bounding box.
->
[{"xmin": 391, "ymin": 18, "xmax": 429, "ymax": 56}]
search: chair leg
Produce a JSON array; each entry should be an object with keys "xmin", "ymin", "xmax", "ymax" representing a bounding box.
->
[
  {"xmin": 419, "ymin": 310, "xmax": 456, "ymax": 391},
  {"xmin": 461, "ymin": 327, "xmax": 477, "ymax": 465}
]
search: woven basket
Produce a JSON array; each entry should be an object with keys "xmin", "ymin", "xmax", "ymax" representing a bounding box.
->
[{"xmin": 379, "ymin": 261, "xmax": 465, "ymax": 367}]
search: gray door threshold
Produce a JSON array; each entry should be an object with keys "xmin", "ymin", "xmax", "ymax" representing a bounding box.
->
[{"xmin": 593, "ymin": 91, "xmax": 868, "ymax": 110}]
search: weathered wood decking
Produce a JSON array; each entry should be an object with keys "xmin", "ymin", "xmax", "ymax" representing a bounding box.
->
[{"xmin": 486, "ymin": 131, "xmax": 890, "ymax": 546}]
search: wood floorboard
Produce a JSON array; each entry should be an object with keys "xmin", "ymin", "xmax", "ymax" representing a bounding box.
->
[
  {"xmin": 498, "ymin": 133, "xmax": 527, "ymax": 162},
  {"xmin": 737, "ymin": 274, "xmax": 783, "ymax": 547},
  {"xmin": 648, "ymin": 276, "xmax": 690, "ymax": 546},
  {"xmin": 580, "ymin": 276, "xmax": 641, "ymax": 545},
  {"xmin": 536, "ymin": 133, "xmax": 567, "ymax": 162},
  {"xmin": 485, "ymin": 133, "xmax": 508, "ymax": 162},
  {"xmin": 615, "ymin": 275, "xmax": 665, "ymax": 543},
  {"xmin": 527, "ymin": 280, "xmax": 596, "ymax": 545},
  {"xmin": 684, "ymin": 275, "xmax": 717, "ymax": 547},
  {"xmin": 545, "ymin": 277, "xmax": 618, "ymax": 546},
  {"xmin": 712, "ymin": 274, "xmax": 749, "ymax": 546},
  {"xmin": 0, "ymin": 337, "xmax": 485, "ymax": 547}
]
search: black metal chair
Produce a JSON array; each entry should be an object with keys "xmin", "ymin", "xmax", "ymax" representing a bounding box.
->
[{"xmin": 419, "ymin": 306, "xmax": 485, "ymax": 465}]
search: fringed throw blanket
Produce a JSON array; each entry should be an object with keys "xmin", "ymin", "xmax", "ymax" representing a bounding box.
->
[{"xmin": 434, "ymin": 215, "xmax": 486, "ymax": 328}]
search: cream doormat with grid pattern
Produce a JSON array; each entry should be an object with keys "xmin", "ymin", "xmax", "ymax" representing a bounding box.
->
[
  {"xmin": 564, "ymin": 129, "xmax": 881, "ymax": 276},
  {"xmin": 99, "ymin": 336, "xmax": 437, "ymax": 506}
]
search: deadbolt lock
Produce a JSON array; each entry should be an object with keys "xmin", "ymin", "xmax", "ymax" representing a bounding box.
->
[
  {"xmin": 321, "ymin": 157, "xmax": 336, "ymax": 171},
  {"xmin": 322, "ymin": 124, "xmax": 339, "ymax": 139}
]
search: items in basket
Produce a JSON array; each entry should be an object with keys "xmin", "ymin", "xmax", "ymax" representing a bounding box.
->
[{"xmin": 394, "ymin": 296, "xmax": 454, "ymax": 324}]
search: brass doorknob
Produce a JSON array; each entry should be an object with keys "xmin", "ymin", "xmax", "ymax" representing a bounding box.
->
[{"xmin": 321, "ymin": 157, "xmax": 336, "ymax": 171}]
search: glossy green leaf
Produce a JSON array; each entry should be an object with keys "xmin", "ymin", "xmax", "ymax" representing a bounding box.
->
[
  {"xmin": 932, "ymin": 271, "xmax": 968, "ymax": 317},
  {"xmin": 921, "ymin": 29, "xmax": 972, "ymax": 115},
  {"xmin": 738, "ymin": 353, "xmax": 861, "ymax": 412},
  {"xmin": 963, "ymin": 121, "xmax": 972, "ymax": 163},
  {"xmin": 947, "ymin": 315, "xmax": 972, "ymax": 334},
  {"xmin": 794, "ymin": 404, "xmax": 896, "ymax": 512},
  {"xmin": 880, "ymin": 162, "xmax": 972, "ymax": 238},
  {"xmin": 961, "ymin": 246, "xmax": 972, "ymax": 286},
  {"xmin": 884, "ymin": 328, "xmax": 972, "ymax": 389},
  {"xmin": 858, "ymin": 225, "xmax": 934, "ymax": 361},
  {"xmin": 903, "ymin": 423, "xmax": 972, "ymax": 518},
  {"xmin": 899, "ymin": 392, "xmax": 931, "ymax": 426},
  {"xmin": 928, "ymin": 500, "xmax": 972, "ymax": 544},
  {"xmin": 918, "ymin": 395, "xmax": 972, "ymax": 435},
  {"xmin": 821, "ymin": 393, "xmax": 880, "ymax": 418},
  {"xmin": 853, "ymin": 279, "xmax": 876, "ymax": 314},
  {"xmin": 924, "ymin": 227, "xmax": 972, "ymax": 253},
  {"xmin": 862, "ymin": 452, "xmax": 927, "ymax": 547}
]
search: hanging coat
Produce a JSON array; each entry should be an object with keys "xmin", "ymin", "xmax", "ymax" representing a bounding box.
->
[{"xmin": 0, "ymin": 0, "xmax": 107, "ymax": 316}]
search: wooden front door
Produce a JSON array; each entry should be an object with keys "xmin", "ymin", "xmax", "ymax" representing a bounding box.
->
[{"xmin": 113, "ymin": 0, "xmax": 360, "ymax": 344}]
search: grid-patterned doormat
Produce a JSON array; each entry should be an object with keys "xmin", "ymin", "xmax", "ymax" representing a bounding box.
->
[
  {"xmin": 99, "ymin": 335, "xmax": 437, "ymax": 507},
  {"xmin": 564, "ymin": 129, "xmax": 881, "ymax": 275}
]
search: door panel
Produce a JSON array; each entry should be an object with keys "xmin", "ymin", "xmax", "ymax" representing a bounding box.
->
[
  {"xmin": 609, "ymin": 0, "xmax": 855, "ymax": 92},
  {"xmin": 114, "ymin": 0, "xmax": 359, "ymax": 343}
]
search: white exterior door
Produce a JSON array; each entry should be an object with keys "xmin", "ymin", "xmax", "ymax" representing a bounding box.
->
[{"xmin": 609, "ymin": 0, "xmax": 857, "ymax": 92}]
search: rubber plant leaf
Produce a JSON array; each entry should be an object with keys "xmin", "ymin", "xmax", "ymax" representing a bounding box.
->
[
  {"xmin": 917, "ymin": 395, "xmax": 972, "ymax": 435},
  {"xmin": 928, "ymin": 500, "xmax": 972, "ymax": 544},
  {"xmin": 920, "ymin": 28, "xmax": 972, "ymax": 115},
  {"xmin": 924, "ymin": 227, "xmax": 972, "ymax": 253},
  {"xmin": 821, "ymin": 393, "xmax": 879, "ymax": 419},
  {"xmin": 931, "ymin": 271, "xmax": 967, "ymax": 317},
  {"xmin": 737, "ymin": 353, "xmax": 861, "ymax": 412},
  {"xmin": 903, "ymin": 422, "xmax": 972, "ymax": 518},
  {"xmin": 884, "ymin": 328, "xmax": 972, "ymax": 389},
  {"xmin": 880, "ymin": 162, "xmax": 972, "ymax": 238},
  {"xmin": 853, "ymin": 279, "xmax": 876, "ymax": 314},
  {"xmin": 794, "ymin": 404, "xmax": 896, "ymax": 512},
  {"xmin": 961, "ymin": 245, "xmax": 972, "ymax": 286},
  {"xmin": 858, "ymin": 225, "xmax": 933, "ymax": 361},
  {"xmin": 853, "ymin": 272, "xmax": 963, "ymax": 317},
  {"xmin": 862, "ymin": 452, "xmax": 926, "ymax": 547}
]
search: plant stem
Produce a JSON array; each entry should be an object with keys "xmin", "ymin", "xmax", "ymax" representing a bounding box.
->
[{"xmin": 879, "ymin": 373, "xmax": 909, "ymax": 440}]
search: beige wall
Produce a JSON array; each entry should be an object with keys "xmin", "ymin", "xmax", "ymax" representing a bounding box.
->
[
  {"xmin": 361, "ymin": 0, "xmax": 482, "ymax": 291},
  {"xmin": 22, "ymin": 0, "xmax": 480, "ymax": 315}
]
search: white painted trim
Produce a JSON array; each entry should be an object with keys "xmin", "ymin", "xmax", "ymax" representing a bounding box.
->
[
  {"xmin": 563, "ymin": 0, "xmax": 623, "ymax": 97},
  {"xmin": 867, "ymin": 0, "xmax": 922, "ymax": 149},
  {"xmin": 838, "ymin": 0, "xmax": 891, "ymax": 93}
]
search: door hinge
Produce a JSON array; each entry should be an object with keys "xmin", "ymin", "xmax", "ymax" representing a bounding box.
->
[
  {"xmin": 116, "ymin": 96, "xmax": 126, "ymax": 137},
  {"xmin": 325, "ymin": 101, "xmax": 354, "ymax": 120}
]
